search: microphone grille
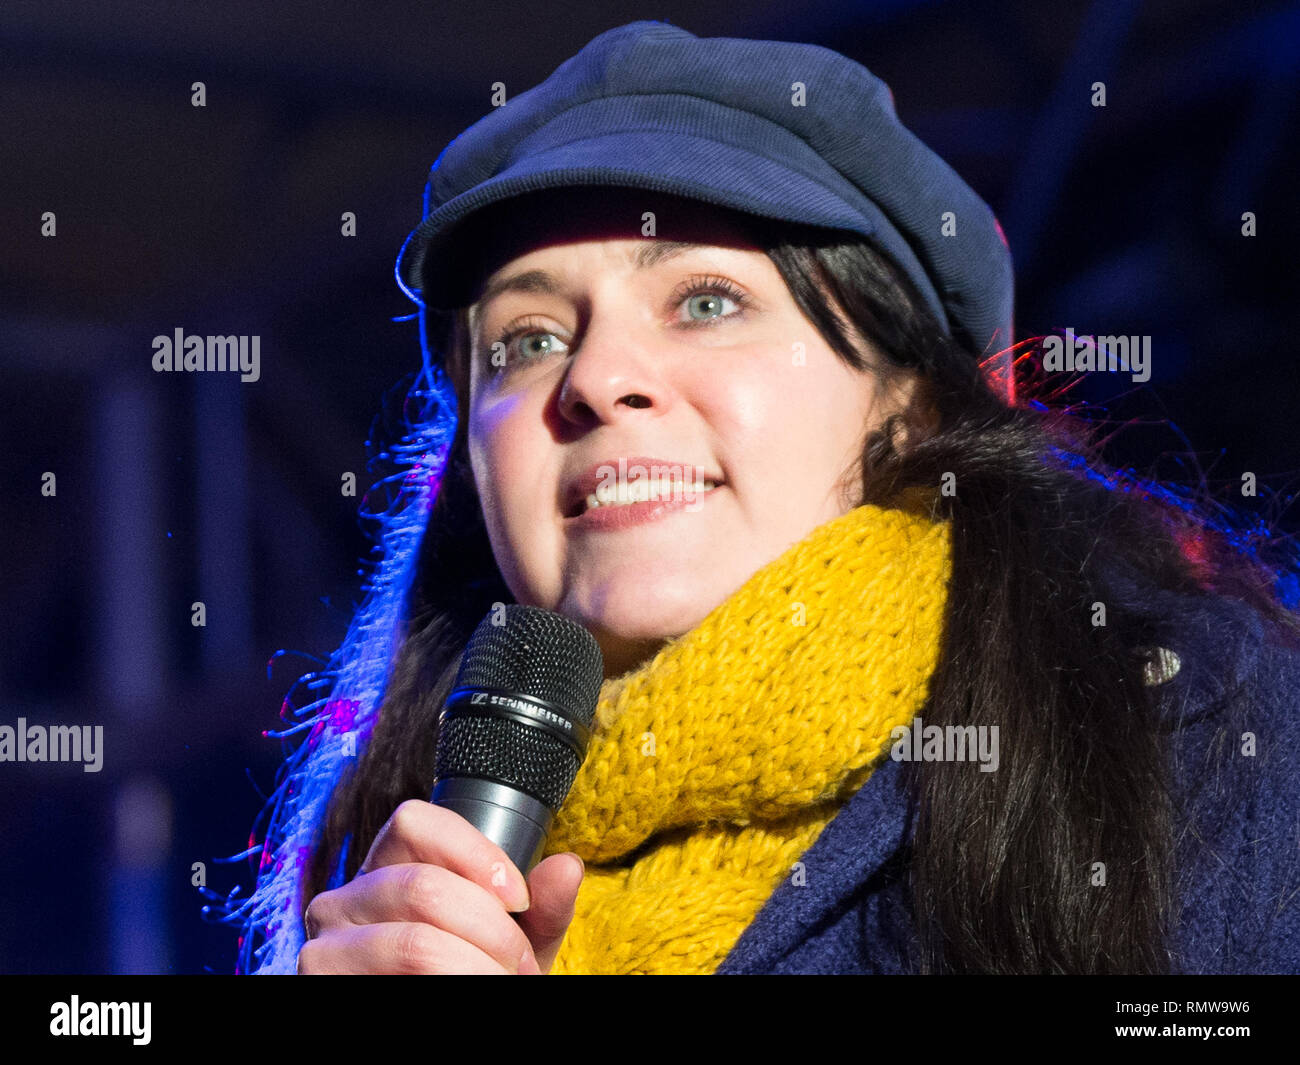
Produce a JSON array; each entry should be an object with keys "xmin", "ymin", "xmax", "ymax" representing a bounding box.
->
[
  {"xmin": 437, "ymin": 604, "xmax": 605, "ymax": 812},
  {"xmin": 435, "ymin": 714, "xmax": 579, "ymax": 811},
  {"xmin": 454, "ymin": 604, "xmax": 604, "ymax": 726}
]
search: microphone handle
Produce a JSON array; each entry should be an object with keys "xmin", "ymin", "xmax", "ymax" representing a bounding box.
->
[{"xmin": 430, "ymin": 776, "xmax": 556, "ymax": 877}]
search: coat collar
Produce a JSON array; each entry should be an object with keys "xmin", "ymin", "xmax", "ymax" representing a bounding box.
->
[
  {"xmin": 716, "ymin": 751, "xmax": 912, "ymax": 973},
  {"xmin": 717, "ymin": 566, "xmax": 1268, "ymax": 974}
]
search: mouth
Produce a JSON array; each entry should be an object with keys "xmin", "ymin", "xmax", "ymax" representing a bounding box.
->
[
  {"xmin": 563, "ymin": 477, "xmax": 722, "ymax": 519},
  {"xmin": 560, "ymin": 457, "xmax": 724, "ymax": 519}
]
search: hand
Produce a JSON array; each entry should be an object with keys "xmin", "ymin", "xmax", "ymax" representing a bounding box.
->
[{"xmin": 296, "ymin": 799, "xmax": 584, "ymax": 974}]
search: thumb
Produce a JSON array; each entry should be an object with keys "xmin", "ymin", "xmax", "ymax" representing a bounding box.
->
[{"xmin": 515, "ymin": 851, "xmax": 584, "ymax": 974}]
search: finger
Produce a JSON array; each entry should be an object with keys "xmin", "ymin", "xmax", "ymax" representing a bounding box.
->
[
  {"xmin": 303, "ymin": 863, "xmax": 538, "ymax": 975},
  {"xmin": 516, "ymin": 852, "xmax": 584, "ymax": 974},
  {"xmin": 296, "ymin": 921, "xmax": 515, "ymax": 975},
  {"xmin": 360, "ymin": 799, "xmax": 530, "ymax": 912}
]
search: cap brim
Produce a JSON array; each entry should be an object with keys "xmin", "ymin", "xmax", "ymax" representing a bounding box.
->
[{"xmin": 397, "ymin": 130, "xmax": 941, "ymax": 318}]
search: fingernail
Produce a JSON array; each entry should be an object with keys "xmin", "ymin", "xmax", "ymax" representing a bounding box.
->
[
  {"xmin": 518, "ymin": 949, "xmax": 541, "ymax": 976},
  {"xmin": 493, "ymin": 861, "xmax": 529, "ymax": 912},
  {"xmin": 512, "ymin": 876, "xmax": 531, "ymax": 914}
]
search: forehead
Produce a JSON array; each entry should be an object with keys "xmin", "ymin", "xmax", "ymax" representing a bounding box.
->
[{"xmin": 455, "ymin": 186, "xmax": 766, "ymax": 309}]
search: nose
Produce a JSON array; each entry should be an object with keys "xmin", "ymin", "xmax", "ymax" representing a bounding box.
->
[{"xmin": 556, "ymin": 312, "xmax": 665, "ymax": 425}]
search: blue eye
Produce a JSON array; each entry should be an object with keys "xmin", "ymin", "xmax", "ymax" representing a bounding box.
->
[
  {"xmin": 683, "ymin": 292, "xmax": 731, "ymax": 320},
  {"xmin": 675, "ymin": 276, "xmax": 749, "ymax": 325},
  {"xmin": 489, "ymin": 317, "xmax": 569, "ymax": 369},
  {"xmin": 517, "ymin": 332, "xmax": 565, "ymax": 358}
]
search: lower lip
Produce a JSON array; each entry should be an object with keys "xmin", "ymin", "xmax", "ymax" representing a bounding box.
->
[{"xmin": 565, "ymin": 486, "xmax": 722, "ymax": 532}]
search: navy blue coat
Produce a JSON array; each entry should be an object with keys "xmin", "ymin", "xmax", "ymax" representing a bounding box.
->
[{"xmin": 716, "ymin": 576, "xmax": 1300, "ymax": 974}]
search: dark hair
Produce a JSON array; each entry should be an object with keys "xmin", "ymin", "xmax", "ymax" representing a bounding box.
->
[{"xmin": 301, "ymin": 214, "xmax": 1300, "ymax": 974}]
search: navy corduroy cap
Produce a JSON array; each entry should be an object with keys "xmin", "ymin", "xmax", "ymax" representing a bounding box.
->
[{"xmin": 397, "ymin": 20, "xmax": 1014, "ymax": 366}]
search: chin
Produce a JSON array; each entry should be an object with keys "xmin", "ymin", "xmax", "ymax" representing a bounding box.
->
[{"xmin": 571, "ymin": 579, "xmax": 716, "ymax": 644}]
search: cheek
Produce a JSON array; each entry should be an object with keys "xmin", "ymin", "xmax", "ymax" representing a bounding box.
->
[
  {"xmin": 466, "ymin": 398, "xmax": 558, "ymax": 595},
  {"xmin": 467, "ymin": 404, "xmax": 523, "ymax": 537},
  {"xmin": 712, "ymin": 345, "xmax": 875, "ymax": 493},
  {"xmin": 714, "ymin": 346, "xmax": 850, "ymax": 441},
  {"xmin": 693, "ymin": 345, "xmax": 799, "ymax": 435}
]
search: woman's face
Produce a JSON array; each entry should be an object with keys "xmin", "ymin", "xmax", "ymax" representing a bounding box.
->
[{"xmin": 462, "ymin": 197, "xmax": 916, "ymax": 677}]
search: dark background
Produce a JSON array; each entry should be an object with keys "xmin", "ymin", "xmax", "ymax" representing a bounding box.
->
[{"xmin": 2, "ymin": 0, "xmax": 1297, "ymax": 974}]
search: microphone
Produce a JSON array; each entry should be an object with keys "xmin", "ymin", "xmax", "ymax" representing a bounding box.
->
[{"xmin": 430, "ymin": 604, "xmax": 604, "ymax": 878}]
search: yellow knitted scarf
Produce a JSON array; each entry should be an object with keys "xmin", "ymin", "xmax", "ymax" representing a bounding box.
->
[{"xmin": 541, "ymin": 498, "xmax": 952, "ymax": 975}]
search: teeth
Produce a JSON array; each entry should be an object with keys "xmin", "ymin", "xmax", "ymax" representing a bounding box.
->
[{"xmin": 584, "ymin": 479, "xmax": 717, "ymax": 511}]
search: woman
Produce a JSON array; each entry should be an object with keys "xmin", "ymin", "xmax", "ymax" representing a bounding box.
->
[{"xmin": 227, "ymin": 21, "xmax": 1300, "ymax": 975}]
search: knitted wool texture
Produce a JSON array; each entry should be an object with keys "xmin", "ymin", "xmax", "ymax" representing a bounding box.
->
[{"xmin": 541, "ymin": 500, "xmax": 952, "ymax": 975}]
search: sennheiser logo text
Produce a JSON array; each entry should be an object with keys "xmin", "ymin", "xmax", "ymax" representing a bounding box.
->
[
  {"xmin": 152, "ymin": 328, "xmax": 260, "ymax": 382},
  {"xmin": 50, "ymin": 997, "xmax": 151, "ymax": 1045}
]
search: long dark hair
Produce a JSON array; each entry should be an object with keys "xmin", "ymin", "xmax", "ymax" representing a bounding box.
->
[{"xmin": 289, "ymin": 213, "xmax": 1299, "ymax": 975}]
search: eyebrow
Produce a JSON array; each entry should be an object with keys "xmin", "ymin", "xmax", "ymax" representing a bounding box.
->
[{"xmin": 472, "ymin": 240, "xmax": 706, "ymax": 315}]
